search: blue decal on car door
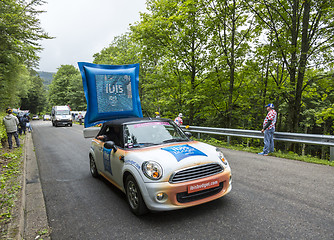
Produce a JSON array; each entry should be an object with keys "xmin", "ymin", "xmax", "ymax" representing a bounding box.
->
[{"xmin": 103, "ymin": 148, "xmax": 112, "ymax": 175}]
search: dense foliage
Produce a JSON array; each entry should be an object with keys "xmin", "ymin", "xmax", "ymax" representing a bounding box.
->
[
  {"xmin": 48, "ymin": 65, "xmax": 86, "ymax": 111},
  {"xmin": 0, "ymin": 0, "xmax": 51, "ymax": 111},
  {"xmin": 93, "ymin": 0, "xmax": 334, "ymax": 159}
]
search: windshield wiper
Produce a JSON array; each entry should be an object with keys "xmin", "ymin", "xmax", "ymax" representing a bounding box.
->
[
  {"xmin": 162, "ymin": 138, "xmax": 187, "ymax": 143},
  {"xmin": 140, "ymin": 142, "xmax": 160, "ymax": 147}
]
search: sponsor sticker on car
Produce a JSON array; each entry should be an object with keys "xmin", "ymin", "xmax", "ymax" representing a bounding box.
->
[{"xmin": 188, "ymin": 179, "xmax": 220, "ymax": 193}]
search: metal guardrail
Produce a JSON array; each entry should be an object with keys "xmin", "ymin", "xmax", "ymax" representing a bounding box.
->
[{"xmin": 180, "ymin": 125, "xmax": 334, "ymax": 161}]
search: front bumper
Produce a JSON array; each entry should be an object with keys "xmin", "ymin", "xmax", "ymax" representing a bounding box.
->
[
  {"xmin": 141, "ymin": 170, "xmax": 232, "ymax": 211},
  {"xmin": 55, "ymin": 120, "xmax": 72, "ymax": 126}
]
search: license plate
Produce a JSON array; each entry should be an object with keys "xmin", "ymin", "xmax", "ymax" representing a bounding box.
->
[{"xmin": 188, "ymin": 179, "xmax": 220, "ymax": 193}]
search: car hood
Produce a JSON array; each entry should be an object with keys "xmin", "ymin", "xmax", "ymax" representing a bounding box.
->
[{"xmin": 125, "ymin": 141, "xmax": 223, "ymax": 182}]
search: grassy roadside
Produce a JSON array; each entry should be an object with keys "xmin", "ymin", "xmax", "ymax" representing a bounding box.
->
[
  {"xmin": 0, "ymin": 111, "xmax": 25, "ymax": 238},
  {"xmin": 0, "ymin": 143, "xmax": 24, "ymax": 238},
  {"xmin": 199, "ymin": 137, "xmax": 334, "ymax": 167}
]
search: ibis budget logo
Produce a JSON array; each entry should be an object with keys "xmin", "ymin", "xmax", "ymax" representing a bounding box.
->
[
  {"xmin": 96, "ymin": 74, "xmax": 133, "ymax": 112},
  {"xmin": 161, "ymin": 145, "xmax": 207, "ymax": 162},
  {"xmin": 78, "ymin": 62, "xmax": 143, "ymax": 128}
]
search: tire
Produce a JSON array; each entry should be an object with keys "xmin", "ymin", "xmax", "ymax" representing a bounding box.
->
[
  {"xmin": 125, "ymin": 175, "xmax": 148, "ymax": 215},
  {"xmin": 90, "ymin": 155, "xmax": 99, "ymax": 178}
]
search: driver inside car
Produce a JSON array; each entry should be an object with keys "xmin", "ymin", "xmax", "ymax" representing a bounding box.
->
[{"xmin": 96, "ymin": 126, "xmax": 121, "ymax": 146}]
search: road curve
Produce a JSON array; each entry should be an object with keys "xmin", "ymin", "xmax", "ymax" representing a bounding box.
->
[{"xmin": 31, "ymin": 120, "xmax": 334, "ymax": 240}]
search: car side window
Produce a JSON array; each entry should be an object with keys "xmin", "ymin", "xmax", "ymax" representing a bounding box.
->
[{"xmin": 103, "ymin": 126, "xmax": 122, "ymax": 147}]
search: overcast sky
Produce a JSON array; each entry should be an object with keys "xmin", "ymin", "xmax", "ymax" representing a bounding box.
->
[{"xmin": 38, "ymin": 0, "xmax": 147, "ymax": 73}]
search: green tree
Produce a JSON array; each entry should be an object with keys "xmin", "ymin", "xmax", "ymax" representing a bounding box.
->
[
  {"xmin": 131, "ymin": 0, "xmax": 210, "ymax": 124},
  {"xmin": 93, "ymin": 33, "xmax": 141, "ymax": 65},
  {"xmin": 247, "ymin": 0, "xmax": 334, "ymax": 132},
  {"xmin": 67, "ymin": 73, "xmax": 86, "ymax": 110},
  {"xmin": 201, "ymin": 0, "xmax": 257, "ymax": 127},
  {"xmin": 0, "ymin": 0, "xmax": 51, "ymax": 109},
  {"xmin": 48, "ymin": 65, "xmax": 85, "ymax": 110},
  {"xmin": 20, "ymin": 70, "xmax": 47, "ymax": 114}
]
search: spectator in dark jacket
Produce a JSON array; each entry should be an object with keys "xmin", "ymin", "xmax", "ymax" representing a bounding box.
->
[{"xmin": 19, "ymin": 114, "xmax": 28, "ymax": 134}]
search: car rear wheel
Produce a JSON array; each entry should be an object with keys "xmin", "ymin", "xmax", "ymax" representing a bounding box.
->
[
  {"xmin": 90, "ymin": 155, "xmax": 99, "ymax": 178},
  {"xmin": 125, "ymin": 175, "xmax": 148, "ymax": 215}
]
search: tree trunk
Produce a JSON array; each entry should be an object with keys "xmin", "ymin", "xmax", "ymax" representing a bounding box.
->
[
  {"xmin": 293, "ymin": 0, "xmax": 311, "ymax": 133},
  {"xmin": 287, "ymin": 0, "xmax": 299, "ymax": 133},
  {"xmin": 227, "ymin": 0, "xmax": 236, "ymax": 128}
]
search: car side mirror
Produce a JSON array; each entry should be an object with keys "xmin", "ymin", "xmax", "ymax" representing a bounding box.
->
[
  {"xmin": 185, "ymin": 132, "xmax": 192, "ymax": 138},
  {"xmin": 104, "ymin": 141, "xmax": 117, "ymax": 152}
]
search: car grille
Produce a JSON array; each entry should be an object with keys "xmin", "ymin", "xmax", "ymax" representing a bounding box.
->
[
  {"xmin": 57, "ymin": 119, "xmax": 70, "ymax": 122},
  {"xmin": 177, "ymin": 182, "xmax": 224, "ymax": 203},
  {"xmin": 169, "ymin": 163, "xmax": 223, "ymax": 183}
]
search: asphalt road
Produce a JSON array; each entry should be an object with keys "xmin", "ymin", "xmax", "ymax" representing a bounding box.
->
[{"xmin": 31, "ymin": 120, "xmax": 334, "ymax": 240}]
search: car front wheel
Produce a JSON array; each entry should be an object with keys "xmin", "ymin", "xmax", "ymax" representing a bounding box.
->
[
  {"xmin": 125, "ymin": 175, "xmax": 148, "ymax": 215},
  {"xmin": 90, "ymin": 155, "xmax": 98, "ymax": 178}
]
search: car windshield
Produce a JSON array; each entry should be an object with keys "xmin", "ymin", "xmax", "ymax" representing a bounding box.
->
[
  {"xmin": 56, "ymin": 110, "xmax": 70, "ymax": 115},
  {"xmin": 124, "ymin": 120, "xmax": 189, "ymax": 148}
]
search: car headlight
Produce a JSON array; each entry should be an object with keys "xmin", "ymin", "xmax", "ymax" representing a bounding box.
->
[
  {"xmin": 216, "ymin": 149, "xmax": 228, "ymax": 165},
  {"xmin": 142, "ymin": 161, "xmax": 163, "ymax": 180}
]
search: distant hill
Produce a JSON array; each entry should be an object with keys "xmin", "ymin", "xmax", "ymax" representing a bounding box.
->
[{"xmin": 38, "ymin": 71, "xmax": 55, "ymax": 86}]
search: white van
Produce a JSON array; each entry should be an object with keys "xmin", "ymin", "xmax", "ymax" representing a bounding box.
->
[{"xmin": 51, "ymin": 106, "xmax": 72, "ymax": 127}]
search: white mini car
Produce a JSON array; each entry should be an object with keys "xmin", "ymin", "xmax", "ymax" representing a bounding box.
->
[{"xmin": 88, "ymin": 118, "xmax": 232, "ymax": 215}]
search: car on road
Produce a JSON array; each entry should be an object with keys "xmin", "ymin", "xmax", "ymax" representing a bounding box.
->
[
  {"xmin": 32, "ymin": 115, "xmax": 39, "ymax": 120},
  {"xmin": 87, "ymin": 118, "xmax": 232, "ymax": 215},
  {"xmin": 51, "ymin": 105, "xmax": 72, "ymax": 127},
  {"xmin": 43, "ymin": 114, "xmax": 51, "ymax": 121}
]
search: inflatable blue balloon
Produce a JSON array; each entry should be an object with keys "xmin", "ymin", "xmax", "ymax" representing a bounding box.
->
[{"xmin": 78, "ymin": 62, "xmax": 143, "ymax": 128}]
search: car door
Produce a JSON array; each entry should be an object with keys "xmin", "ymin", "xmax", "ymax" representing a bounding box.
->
[
  {"xmin": 93, "ymin": 125, "xmax": 113, "ymax": 175},
  {"xmin": 92, "ymin": 138, "xmax": 104, "ymax": 173},
  {"xmin": 106, "ymin": 126, "xmax": 125, "ymax": 187}
]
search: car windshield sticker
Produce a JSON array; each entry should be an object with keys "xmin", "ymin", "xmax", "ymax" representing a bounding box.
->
[
  {"xmin": 103, "ymin": 148, "xmax": 112, "ymax": 175},
  {"xmin": 78, "ymin": 62, "xmax": 142, "ymax": 128},
  {"xmin": 161, "ymin": 145, "xmax": 207, "ymax": 162},
  {"xmin": 133, "ymin": 122, "xmax": 170, "ymax": 128}
]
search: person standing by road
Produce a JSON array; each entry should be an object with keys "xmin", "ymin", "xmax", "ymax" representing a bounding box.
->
[
  {"xmin": 174, "ymin": 113, "xmax": 183, "ymax": 126},
  {"xmin": 78, "ymin": 112, "xmax": 83, "ymax": 125},
  {"xmin": 19, "ymin": 114, "xmax": 28, "ymax": 134},
  {"xmin": 3, "ymin": 108, "xmax": 20, "ymax": 149},
  {"xmin": 258, "ymin": 103, "xmax": 277, "ymax": 156},
  {"xmin": 25, "ymin": 114, "xmax": 32, "ymax": 132}
]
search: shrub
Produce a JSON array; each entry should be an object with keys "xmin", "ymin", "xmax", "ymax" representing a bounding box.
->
[{"xmin": 0, "ymin": 112, "xmax": 7, "ymax": 148}]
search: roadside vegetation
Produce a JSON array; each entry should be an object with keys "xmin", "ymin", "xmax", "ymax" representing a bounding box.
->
[
  {"xmin": 0, "ymin": 111, "xmax": 24, "ymax": 237},
  {"xmin": 92, "ymin": 0, "xmax": 334, "ymax": 161},
  {"xmin": 199, "ymin": 137, "xmax": 334, "ymax": 167},
  {"xmin": 0, "ymin": 0, "xmax": 50, "ymax": 114},
  {"xmin": 0, "ymin": 142, "xmax": 23, "ymax": 237}
]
